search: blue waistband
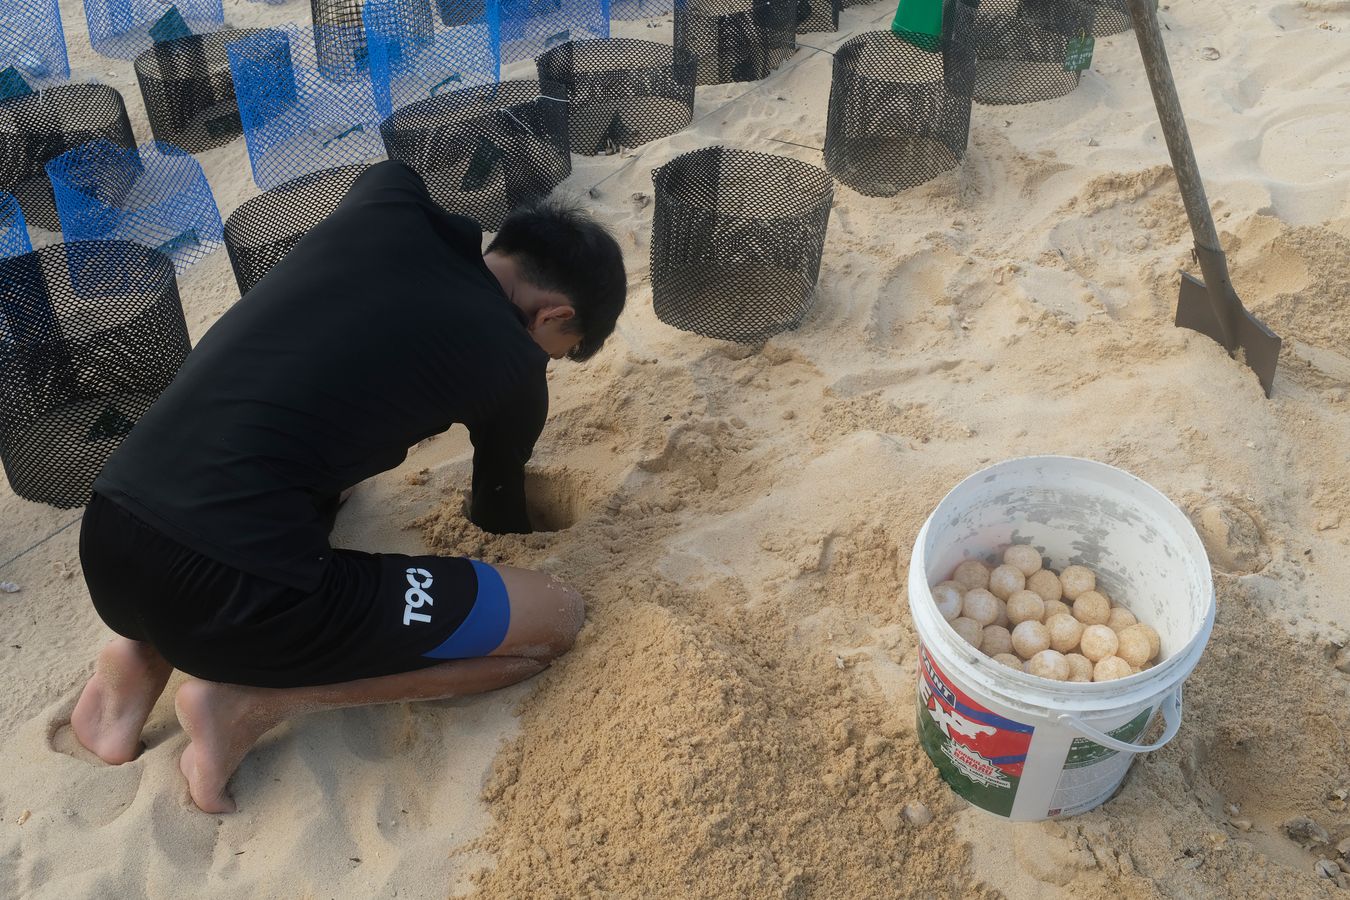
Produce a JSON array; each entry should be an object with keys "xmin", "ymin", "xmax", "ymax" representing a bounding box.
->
[{"xmin": 422, "ymin": 559, "xmax": 511, "ymax": 659}]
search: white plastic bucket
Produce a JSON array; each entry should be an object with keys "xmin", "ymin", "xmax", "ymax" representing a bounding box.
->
[{"xmin": 908, "ymin": 456, "xmax": 1215, "ymax": 820}]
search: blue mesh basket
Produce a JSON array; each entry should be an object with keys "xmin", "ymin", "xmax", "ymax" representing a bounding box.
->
[
  {"xmin": 83, "ymin": 0, "xmax": 226, "ymax": 60},
  {"xmin": 497, "ymin": 0, "xmax": 609, "ymax": 66},
  {"xmin": 0, "ymin": 192, "xmax": 32, "ymax": 259},
  {"xmin": 610, "ymin": 0, "xmax": 674, "ymax": 19},
  {"xmin": 0, "ymin": 0, "xmax": 71, "ymax": 89},
  {"xmin": 0, "ymin": 83, "xmax": 138, "ymax": 232},
  {"xmin": 46, "ymin": 139, "xmax": 224, "ymax": 273},
  {"xmin": 227, "ymin": 26, "xmax": 387, "ymax": 189},
  {"xmin": 365, "ymin": 0, "xmax": 499, "ymax": 119}
]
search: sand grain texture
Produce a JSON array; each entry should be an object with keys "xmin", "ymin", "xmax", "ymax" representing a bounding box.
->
[{"xmin": 1, "ymin": 0, "xmax": 1349, "ymax": 897}]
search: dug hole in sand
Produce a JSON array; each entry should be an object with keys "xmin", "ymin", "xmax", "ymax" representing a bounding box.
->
[{"xmin": 1, "ymin": 0, "xmax": 1348, "ymax": 897}]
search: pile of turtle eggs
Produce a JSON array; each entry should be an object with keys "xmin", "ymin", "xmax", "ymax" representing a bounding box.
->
[{"xmin": 931, "ymin": 545, "xmax": 1161, "ymax": 682}]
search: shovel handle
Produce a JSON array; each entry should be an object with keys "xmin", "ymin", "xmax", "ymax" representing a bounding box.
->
[{"xmin": 1123, "ymin": 0, "xmax": 1222, "ymax": 254}]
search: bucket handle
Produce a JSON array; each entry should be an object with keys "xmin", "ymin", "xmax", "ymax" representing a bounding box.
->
[{"xmin": 1057, "ymin": 687, "xmax": 1183, "ymax": 754}]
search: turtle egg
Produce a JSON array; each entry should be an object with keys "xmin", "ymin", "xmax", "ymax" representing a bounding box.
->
[
  {"xmin": 1042, "ymin": 599, "xmax": 1071, "ymax": 622},
  {"xmin": 1125, "ymin": 622, "xmax": 1161, "ymax": 660},
  {"xmin": 1028, "ymin": 649, "xmax": 1070, "ymax": 681},
  {"xmin": 1079, "ymin": 624, "xmax": 1119, "ymax": 662},
  {"xmin": 1116, "ymin": 626, "xmax": 1154, "ymax": 667},
  {"xmin": 1093, "ymin": 656, "xmax": 1133, "ymax": 681},
  {"xmin": 962, "ymin": 589, "xmax": 1001, "ymax": 626},
  {"xmin": 1065, "ymin": 653, "xmax": 1094, "ymax": 682},
  {"xmin": 1107, "ymin": 607, "xmax": 1138, "ymax": 632},
  {"xmin": 1072, "ymin": 591, "xmax": 1112, "ymax": 626},
  {"xmin": 1006, "ymin": 590, "xmax": 1045, "ymax": 626},
  {"xmin": 1060, "ymin": 565, "xmax": 1096, "ymax": 600},
  {"xmin": 951, "ymin": 617, "xmax": 984, "ymax": 649},
  {"xmin": 1002, "ymin": 544, "xmax": 1043, "ymax": 577},
  {"xmin": 1046, "ymin": 613, "xmax": 1085, "ymax": 654},
  {"xmin": 988, "ymin": 564, "xmax": 1026, "ymax": 601},
  {"xmin": 952, "ymin": 560, "xmax": 991, "ymax": 591},
  {"xmin": 993, "ymin": 653, "xmax": 1023, "ymax": 670},
  {"xmin": 982, "ymin": 625, "xmax": 1013, "ymax": 657},
  {"xmin": 931, "ymin": 582, "xmax": 964, "ymax": 621},
  {"xmin": 1026, "ymin": 569, "xmax": 1063, "ymax": 604},
  {"xmin": 1011, "ymin": 620, "xmax": 1051, "ymax": 660}
]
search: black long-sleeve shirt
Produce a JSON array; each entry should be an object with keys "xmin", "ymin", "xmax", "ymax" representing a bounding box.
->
[{"xmin": 94, "ymin": 162, "xmax": 548, "ymax": 592}]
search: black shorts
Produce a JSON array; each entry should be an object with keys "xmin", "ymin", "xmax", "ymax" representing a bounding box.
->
[{"xmin": 78, "ymin": 493, "xmax": 512, "ymax": 688}]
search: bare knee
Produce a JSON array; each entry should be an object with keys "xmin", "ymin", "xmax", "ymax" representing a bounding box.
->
[
  {"xmin": 493, "ymin": 566, "xmax": 586, "ymax": 663},
  {"xmin": 550, "ymin": 584, "xmax": 585, "ymax": 657}
]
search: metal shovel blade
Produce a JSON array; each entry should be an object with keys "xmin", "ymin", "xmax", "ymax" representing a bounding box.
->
[{"xmin": 1175, "ymin": 245, "xmax": 1282, "ymax": 397}]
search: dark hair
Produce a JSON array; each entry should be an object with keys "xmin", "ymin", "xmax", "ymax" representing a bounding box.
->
[{"xmin": 486, "ymin": 198, "xmax": 627, "ymax": 362}]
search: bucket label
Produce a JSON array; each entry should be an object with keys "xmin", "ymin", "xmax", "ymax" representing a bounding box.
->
[
  {"xmin": 1063, "ymin": 707, "xmax": 1152, "ymax": 769},
  {"xmin": 916, "ymin": 644, "xmax": 1033, "ymax": 817},
  {"xmin": 1046, "ymin": 706, "xmax": 1156, "ymax": 817}
]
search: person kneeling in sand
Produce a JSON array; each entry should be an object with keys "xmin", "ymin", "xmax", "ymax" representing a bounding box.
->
[{"xmin": 71, "ymin": 162, "xmax": 627, "ymax": 813}]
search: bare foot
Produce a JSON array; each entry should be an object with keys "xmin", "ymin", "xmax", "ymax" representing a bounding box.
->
[
  {"xmin": 71, "ymin": 638, "xmax": 173, "ymax": 765},
  {"xmin": 175, "ymin": 679, "xmax": 280, "ymax": 814}
]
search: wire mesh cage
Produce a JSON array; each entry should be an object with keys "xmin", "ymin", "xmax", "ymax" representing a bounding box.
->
[
  {"xmin": 364, "ymin": 0, "xmax": 500, "ymax": 119},
  {"xmin": 1083, "ymin": 0, "xmax": 1130, "ymax": 36},
  {"xmin": 674, "ymin": 0, "xmax": 798, "ymax": 86},
  {"xmin": 650, "ymin": 146, "xmax": 834, "ymax": 343},
  {"xmin": 535, "ymin": 38, "xmax": 694, "ymax": 156},
  {"xmin": 0, "ymin": 241, "xmax": 191, "ymax": 508},
  {"xmin": 0, "ymin": 191, "xmax": 32, "ymax": 259},
  {"xmin": 611, "ymin": 0, "xmax": 675, "ymax": 19},
  {"xmin": 83, "ymin": 0, "xmax": 226, "ymax": 60},
  {"xmin": 958, "ymin": 0, "xmax": 1096, "ymax": 105},
  {"xmin": 227, "ymin": 26, "xmax": 386, "ymax": 189},
  {"xmin": 498, "ymin": 0, "xmax": 609, "ymax": 66},
  {"xmin": 380, "ymin": 79, "xmax": 570, "ymax": 231},
  {"xmin": 0, "ymin": 83, "xmax": 138, "ymax": 232},
  {"xmin": 823, "ymin": 30, "xmax": 973, "ymax": 196},
  {"xmin": 134, "ymin": 29, "xmax": 265, "ymax": 153},
  {"xmin": 796, "ymin": 0, "xmax": 838, "ymax": 35},
  {"xmin": 223, "ymin": 164, "xmax": 369, "ymax": 295},
  {"xmin": 0, "ymin": 0, "xmax": 71, "ymax": 90},
  {"xmin": 46, "ymin": 139, "xmax": 224, "ymax": 274},
  {"xmin": 312, "ymin": 0, "xmax": 376, "ymax": 79}
]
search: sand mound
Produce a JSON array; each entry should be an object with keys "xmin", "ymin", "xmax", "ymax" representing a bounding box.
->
[{"xmin": 1, "ymin": 0, "xmax": 1348, "ymax": 896}]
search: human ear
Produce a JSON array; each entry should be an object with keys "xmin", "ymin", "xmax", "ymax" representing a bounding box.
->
[{"xmin": 545, "ymin": 304, "xmax": 576, "ymax": 325}]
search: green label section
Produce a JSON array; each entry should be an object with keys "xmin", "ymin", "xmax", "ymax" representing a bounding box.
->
[
  {"xmin": 1063, "ymin": 707, "xmax": 1153, "ymax": 769},
  {"xmin": 86, "ymin": 403, "xmax": 136, "ymax": 442},
  {"xmin": 1064, "ymin": 35, "xmax": 1095, "ymax": 72},
  {"xmin": 917, "ymin": 702, "xmax": 1018, "ymax": 817},
  {"xmin": 149, "ymin": 6, "xmax": 192, "ymax": 45}
]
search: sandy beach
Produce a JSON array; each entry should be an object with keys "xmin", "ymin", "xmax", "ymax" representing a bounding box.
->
[{"xmin": 1, "ymin": 0, "xmax": 1348, "ymax": 896}]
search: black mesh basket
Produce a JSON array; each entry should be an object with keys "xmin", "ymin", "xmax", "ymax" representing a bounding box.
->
[
  {"xmin": 1085, "ymin": 0, "xmax": 1130, "ymax": 36},
  {"xmin": 959, "ymin": 0, "xmax": 1096, "ymax": 105},
  {"xmin": 223, "ymin": 164, "xmax": 369, "ymax": 295},
  {"xmin": 133, "ymin": 29, "xmax": 264, "ymax": 154},
  {"xmin": 823, "ymin": 30, "xmax": 974, "ymax": 196},
  {"xmin": 0, "ymin": 83, "xmax": 136, "ymax": 231},
  {"xmin": 674, "ymin": 0, "xmax": 799, "ymax": 86},
  {"xmin": 796, "ymin": 0, "xmax": 839, "ymax": 34},
  {"xmin": 535, "ymin": 38, "xmax": 695, "ymax": 156},
  {"xmin": 0, "ymin": 241, "xmax": 191, "ymax": 508},
  {"xmin": 650, "ymin": 146, "xmax": 834, "ymax": 343},
  {"xmin": 311, "ymin": 0, "xmax": 371, "ymax": 80},
  {"xmin": 379, "ymin": 80, "xmax": 571, "ymax": 232}
]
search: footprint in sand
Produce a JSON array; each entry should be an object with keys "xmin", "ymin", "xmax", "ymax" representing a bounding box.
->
[{"xmin": 37, "ymin": 706, "xmax": 149, "ymax": 829}]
